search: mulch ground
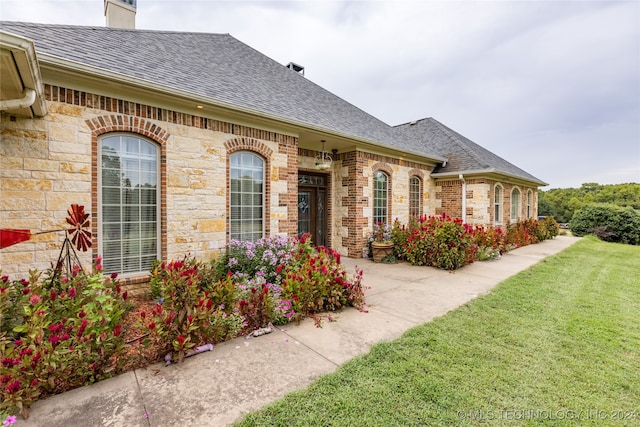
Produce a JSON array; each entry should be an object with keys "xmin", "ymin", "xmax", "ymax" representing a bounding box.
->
[{"xmin": 119, "ymin": 294, "xmax": 167, "ymax": 371}]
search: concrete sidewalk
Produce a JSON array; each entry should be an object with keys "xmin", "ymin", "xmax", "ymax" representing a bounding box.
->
[{"xmin": 15, "ymin": 236, "xmax": 581, "ymax": 427}]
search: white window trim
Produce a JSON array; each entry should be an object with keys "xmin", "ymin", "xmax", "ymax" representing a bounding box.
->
[
  {"xmin": 511, "ymin": 187, "xmax": 521, "ymax": 222},
  {"xmin": 409, "ymin": 175, "xmax": 422, "ymax": 217},
  {"xmin": 494, "ymin": 184, "xmax": 503, "ymax": 225}
]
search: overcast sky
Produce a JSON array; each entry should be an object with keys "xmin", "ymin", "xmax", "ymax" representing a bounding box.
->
[{"xmin": 2, "ymin": 0, "xmax": 639, "ymax": 189}]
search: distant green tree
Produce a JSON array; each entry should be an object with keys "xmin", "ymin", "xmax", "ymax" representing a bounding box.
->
[
  {"xmin": 539, "ymin": 182, "xmax": 640, "ymax": 223},
  {"xmin": 537, "ymin": 192, "xmax": 556, "ymax": 218}
]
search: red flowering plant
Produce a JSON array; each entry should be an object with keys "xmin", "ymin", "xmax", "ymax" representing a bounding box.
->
[
  {"xmin": 0, "ymin": 258, "xmax": 130, "ymax": 419},
  {"xmin": 140, "ymin": 257, "xmax": 244, "ymax": 363},
  {"xmin": 471, "ymin": 225, "xmax": 506, "ymax": 261},
  {"xmin": 280, "ymin": 235, "xmax": 366, "ymax": 324},
  {"xmin": 400, "ymin": 213, "xmax": 474, "ymax": 270}
]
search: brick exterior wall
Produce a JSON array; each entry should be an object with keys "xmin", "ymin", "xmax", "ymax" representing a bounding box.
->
[
  {"xmin": 1, "ymin": 83, "xmax": 540, "ymax": 278},
  {"xmin": 333, "ymin": 150, "xmax": 435, "ymax": 258},
  {"xmin": 435, "ymin": 178, "xmax": 539, "ymax": 226},
  {"xmin": 0, "ymin": 85, "xmax": 298, "ymax": 280}
]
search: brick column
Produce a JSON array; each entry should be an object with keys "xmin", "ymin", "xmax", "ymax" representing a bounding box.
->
[{"xmin": 341, "ymin": 151, "xmax": 368, "ymax": 257}]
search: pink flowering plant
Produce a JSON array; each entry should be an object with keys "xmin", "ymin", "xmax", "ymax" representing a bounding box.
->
[
  {"xmin": 212, "ymin": 233, "xmax": 366, "ymax": 327},
  {"xmin": 0, "ymin": 258, "xmax": 130, "ymax": 419}
]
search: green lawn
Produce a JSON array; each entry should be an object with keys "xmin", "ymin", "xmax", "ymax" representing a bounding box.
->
[{"xmin": 236, "ymin": 236, "xmax": 640, "ymax": 426}]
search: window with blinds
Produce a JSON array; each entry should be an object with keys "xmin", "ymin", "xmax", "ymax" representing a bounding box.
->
[
  {"xmin": 409, "ymin": 175, "xmax": 422, "ymax": 217},
  {"xmin": 230, "ymin": 152, "xmax": 264, "ymax": 242},
  {"xmin": 373, "ymin": 171, "xmax": 389, "ymax": 224},
  {"xmin": 511, "ymin": 188, "xmax": 521, "ymax": 222},
  {"xmin": 494, "ymin": 184, "xmax": 503, "ymax": 225},
  {"xmin": 100, "ymin": 135, "xmax": 159, "ymax": 275}
]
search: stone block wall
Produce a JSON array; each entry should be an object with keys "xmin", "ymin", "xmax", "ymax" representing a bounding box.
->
[
  {"xmin": 334, "ymin": 150, "xmax": 434, "ymax": 258},
  {"xmin": 435, "ymin": 178, "xmax": 538, "ymax": 226},
  {"xmin": 0, "ymin": 85, "xmax": 298, "ymax": 280}
]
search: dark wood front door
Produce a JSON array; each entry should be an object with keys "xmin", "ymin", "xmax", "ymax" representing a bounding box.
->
[{"xmin": 298, "ymin": 173, "xmax": 327, "ymax": 247}]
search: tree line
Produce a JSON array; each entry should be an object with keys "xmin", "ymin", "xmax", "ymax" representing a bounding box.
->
[{"xmin": 538, "ymin": 182, "xmax": 640, "ymax": 223}]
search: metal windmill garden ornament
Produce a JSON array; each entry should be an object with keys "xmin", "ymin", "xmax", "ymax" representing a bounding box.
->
[{"xmin": 0, "ymin": 204, "xmax": 92, "ymax": 281}]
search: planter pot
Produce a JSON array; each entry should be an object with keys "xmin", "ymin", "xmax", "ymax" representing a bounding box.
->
[{"xmin": 371, "ymin": 242, "xmax": 394, "ymax": 263}]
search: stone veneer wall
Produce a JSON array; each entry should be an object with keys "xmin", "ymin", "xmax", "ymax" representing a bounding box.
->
[
  {"xmin": 436, "ymin": 178, "xmax": 538, "ymax": 227},
  {"xmin": 334, "ymin": 150, "xmax": 434, "ymax": 258},
  {"xmin": 0, "ymin": 85, "xmax": 298, "ymax": 280}
]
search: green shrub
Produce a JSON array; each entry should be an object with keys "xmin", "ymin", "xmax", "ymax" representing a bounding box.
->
[
  {"xmin": 396, "ymin": 214, "xmax": 557, "ymax": 269},
  {"xmin": 140, "ymin": 257, "xmax": 244, "ymax": 363},
  {"xmin": 570, "ymin": 204, "xmax": 640, "ymax": 245},
  {"xmin": 0, "ymin": 260, "xmax": 131, "ymax": 419},
  {"xmin": 280, "ymin": 238, "xmax": 366, "ymax": 323},
  {"xmin": 542, "ymin": 216, "xmax": 560, "ymax": 239},
  {"xmin": 401, "ymin": 214, "xmax": 473, "ymax": 270},
  {"xmin": 215, "ymin": 235, "xmax": 295, "ymax": 285}
]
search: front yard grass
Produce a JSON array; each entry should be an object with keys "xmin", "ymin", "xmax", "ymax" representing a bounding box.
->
[{"xmin": 236, "ymin": 236, "xmax": 640, "ymax": 426}]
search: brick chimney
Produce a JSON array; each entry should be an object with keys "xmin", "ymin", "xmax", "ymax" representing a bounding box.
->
[{"xmin": 104, "ymin": 0, "xmax": 136, "ymax": 29}]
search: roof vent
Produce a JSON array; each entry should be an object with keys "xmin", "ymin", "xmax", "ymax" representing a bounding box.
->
[
  {"xmin": 286, "ymin": 62, "xmax": 305, "ymax": 76},
  {"xmin": 104, "ymin": 0, "xmax": 136, "ymax": 29}
]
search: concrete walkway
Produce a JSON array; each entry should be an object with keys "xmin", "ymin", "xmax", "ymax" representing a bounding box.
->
[{"xmin": 15, "ymin": 236, "xmax": 581, "ymax": 427}]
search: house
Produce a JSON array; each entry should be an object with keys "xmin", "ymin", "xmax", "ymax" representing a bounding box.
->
[{"xmin": 0, "ymin": 0, "xmax": 545, "ymax": 282}]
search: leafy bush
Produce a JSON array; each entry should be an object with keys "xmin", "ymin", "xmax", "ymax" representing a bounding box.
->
[
  {"xmin": 394, "ymin": 214, "xmax": 557, "ymax": 269},
  {"xmin": 280, "ymin": 239, "xmax": 365, "ymax": 323},
  {"xmin": 542, "ymin": 216, "xmax": 560, "ymax": 239},
  {"xmin": 141, "ymin": 257, "xmax": 244, "ymax": 362},
  {"xmin": 570, "ymin": 204, "xmax": 640, "ymax": 245},
  {"xmin": 391, "ymin": 218, "xmax": 412, "ymax": 260},
  {"xmin": 401, "ymin": 214, "xmax": 473, "ymax": 270},
  {"xmin": 0, "ymin": 260, "xmax": 131, "ymax": 419},
  {"xmin": 216, "ymin": 235, "xmax": 295, "ymax": 285},
  {"xmin": 212, "ymin": 234, "xmax": 365, "ymax": 326},
  {"xmin": 2, "ymin": 235, "xmax": 367, "ymax": 419}
]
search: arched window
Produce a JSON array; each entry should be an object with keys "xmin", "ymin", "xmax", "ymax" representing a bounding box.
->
[
  {"xmin": 99, "ymin": 134, "xmax": 160, "ymax": 275},
  {"xmin": 527, "ymin": 189, "xmax": 533, "ymax": 219},
  {"xmin": 494, "ymin": 184, "xmax": 503, "ymax": 225},
  {"xmin": 230, "ymin": 151, "xmax": 264, "ymax": 241},
  {"xmin": 373, "ymin": 171, "xmax": 389, "ymax": 224},
  {"xmin": 409, "ymin": 175, "xmax": 422, "ymax": 217},
  {"xmin": 511, "ymin": 188, "xmax": 521, "ymax": 222}
]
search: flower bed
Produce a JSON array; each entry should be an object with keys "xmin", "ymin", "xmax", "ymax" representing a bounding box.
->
[
  {"xmin": 390, "ymin": 214, "xmax": 559, "ymax": 270},
  {"xmin": 0, "ymin": 234, "xmax": 365, "ymax": 420}
]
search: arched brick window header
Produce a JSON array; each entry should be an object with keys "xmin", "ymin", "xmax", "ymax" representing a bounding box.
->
[
  {"xmin": 407, "ymin": 168, "xmax": 425, "ymax": 180},
  {"xmin": 224, "ymin": 137, "xmax": 273, "ymax": 158},
  {"xmin": 371, "ymin": 162, "xmax": 393, "ymax": 177},
  {"xmin": 86, "ymin": 115, "xmax": 170, "ymax": 144}
]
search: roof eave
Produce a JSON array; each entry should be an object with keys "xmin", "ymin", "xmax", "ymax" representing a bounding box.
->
[
  {"xmin": 431, "ymin": 168, "xmax": 548, "ymax": 187},
  {"xmin": 39, "ymin": 53, "xmax": 447, "ymax": 165},
  {"xmin": 0, "ymin": 31, "xmax": 48, "ymax": 117}
]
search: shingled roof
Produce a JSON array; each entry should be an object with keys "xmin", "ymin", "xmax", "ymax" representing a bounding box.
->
[
  {"xmin": 1, "ymin": 21, "xmax": 544, "ymax": 185},
  {"xmin": 1, "ymin": 22, "xmax": 445, "ymax": 160},
  {"xmin": 395, "ymin": 118, "xmax": 547, "ymax": 185}
]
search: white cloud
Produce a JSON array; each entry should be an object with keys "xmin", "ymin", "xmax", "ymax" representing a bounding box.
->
[{"xmin": 1, "ymin": 0, "xmax": 638, "ymax": 188}]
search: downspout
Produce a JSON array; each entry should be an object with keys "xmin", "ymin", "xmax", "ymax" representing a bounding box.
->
[
  {"xmin": 0, "ymin": 88, "xmax": 36, "ymax": 111},
  {"xmin": 459, "ymin": 174, "xmax": 466, "ymax": 223}
]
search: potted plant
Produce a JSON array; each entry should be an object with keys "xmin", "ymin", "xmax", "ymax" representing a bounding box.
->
[{"xmin": 369, "ymin": 222, "xmax": 394, "ymax": 262}]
